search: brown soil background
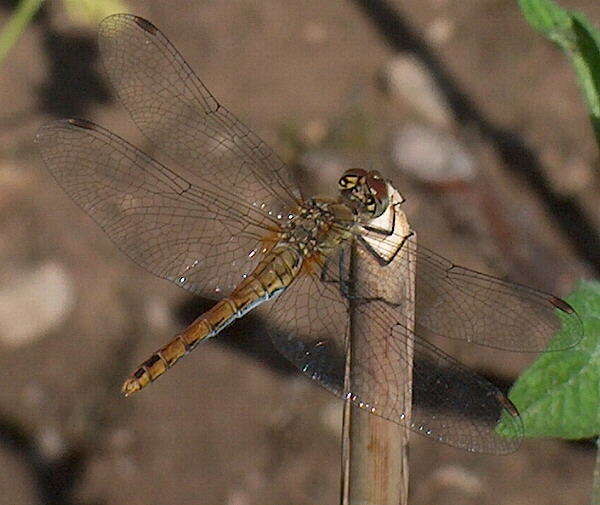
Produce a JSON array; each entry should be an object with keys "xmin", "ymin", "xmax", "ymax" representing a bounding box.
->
[{"xmin": 0, "ymin": 1, "xmax": 598, "ymax": 504}]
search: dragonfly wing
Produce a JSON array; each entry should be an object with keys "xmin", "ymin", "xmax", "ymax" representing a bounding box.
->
[
  {"xmin": 265, "ymin": 241, "xmax": 522, "ymax": 454},
  {"xmin": 364, "ymin": 231, "xmax": 581, "ymax": 351},
  {"xmin": 98, "ymin": 14, "xmax": 301, "ymax": 217},
  {"xmin": 402, "ymin": 237, "xmax": 582, "ymax": 351},
  {"xmin": 264, "ymin": 268, "xmax": 349, "ymax": 393},
  {"xmin": 355, "ymin": 297, "xmax": 523, "ymax": 454},
  {"xmin": 36, "ymin": 118, "xmax": 275, "ymax": 297}
]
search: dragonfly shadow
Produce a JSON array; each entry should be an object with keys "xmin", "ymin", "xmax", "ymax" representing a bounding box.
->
[
  {"xmin": 0, "ymin": 414, "xmax": 86, "ymax": 505},
  {"xmin": 35, "ymin": 13, "xmax": 112, "ymax": 118},
  {"xmin": 415, "ymin": 364, "xmax": 516, "ymax": 422},
  {"xmin": 177, "ymin": 296, "xmax": 517, "ymax": 426},
  {"xmin": 176, "ymin": 296, "xmax": 298, "ymax": 376}
]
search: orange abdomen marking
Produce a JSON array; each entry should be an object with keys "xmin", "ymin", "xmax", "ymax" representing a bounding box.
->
[{"xmin": 121, "ymin": 246, "xmax": 304, "ymax": 396}]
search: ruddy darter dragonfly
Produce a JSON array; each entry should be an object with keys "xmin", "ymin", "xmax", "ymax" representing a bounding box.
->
[{"xmin": 36, "ymin": 14, "xmax": 581, "ymax": 454}]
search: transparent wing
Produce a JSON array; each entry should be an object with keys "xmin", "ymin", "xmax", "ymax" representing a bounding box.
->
[
  {"xmin": 98, "ymin": 14, "xmax": 301, "ymax": 217},
  {"xmin": 36, "ymin": 118, "xmax": 279, "ymax": 297},
  {"xmin": 265, "ymin": 240, "xmax": 523, "ymax": 454},
  {"xmin": 38, "ymin": 13, "xmax": 304, "ymax": 297},
  {"xmin": 374, "ymin": 236, "xmax": 582, "ymax": 351}
]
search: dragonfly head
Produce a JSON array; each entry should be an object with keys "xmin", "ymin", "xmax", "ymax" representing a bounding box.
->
[{"xmin": 338, "ymin": 169, "xmax": 389, "ymax": 218}]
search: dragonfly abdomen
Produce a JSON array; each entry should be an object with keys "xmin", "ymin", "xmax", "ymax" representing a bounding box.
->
[{"xmin": 122, "ymin": 245, "xmax": 303, "ymax": 396}]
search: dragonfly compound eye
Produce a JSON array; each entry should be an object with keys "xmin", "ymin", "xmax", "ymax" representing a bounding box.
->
[{"xmin": 339, "ymin": 175, "xmax": 358, "ymax": 189}]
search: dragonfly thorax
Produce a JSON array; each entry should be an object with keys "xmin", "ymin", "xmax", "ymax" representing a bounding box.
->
[{"xmin": 279, "ymin": 198, "xmax": 355, "ymax": 258}]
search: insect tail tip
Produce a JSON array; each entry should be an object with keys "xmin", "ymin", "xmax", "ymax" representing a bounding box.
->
[{"xmin": 121, "ymin": 378, "xmax": 141, "ymax": 397}]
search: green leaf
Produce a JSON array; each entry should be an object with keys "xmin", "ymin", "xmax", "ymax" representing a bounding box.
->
[
  {"xmin": 518, "ymin": 0, "xmax": 600, "ymax": 149},
  {"xmin": 519, "ymin": 0, "xmax": 572, "ymax": 47},
  {"xmin": 0, "ymin": 0, "xmax": 44, "ymax": 66},
  {"xmin": 504, "ymin": 280, "xmax": 600, "ymax": 439},
  {"xmin": 62, "ymin": 0, "xmax": 128, "ymax": 27}
]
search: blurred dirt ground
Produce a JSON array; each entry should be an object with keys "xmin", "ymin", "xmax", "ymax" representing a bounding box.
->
[{"xmin": 0, "ymin": 0, "xmax": 599, "ymax": 504}]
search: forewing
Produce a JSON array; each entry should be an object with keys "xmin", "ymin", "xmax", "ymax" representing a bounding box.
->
[
  {"xmin": 36, "ymin": 119, "xmax": 274, "ymax": 297},
  {"xmin": 406, "ymin": 238, "xmax": 582, "ymax": 351},
  {"xmin": 98, "ymin": 14, "xmax": 301, "ymax": 216},
  {"xmin": 368, "ymin": 234, "xmax": 581, "ymax": 351}
]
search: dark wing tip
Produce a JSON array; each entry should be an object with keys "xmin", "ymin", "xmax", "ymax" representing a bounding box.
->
[
  {"xmin": 131, "ymin": 15, "xmax": 159, "ymax": 35},
  {"xmin": 549, "ymin": 296, "xmax": 576, "ymax": 314},
  {"xmin": 67, "ymin": 118, "xmax": 96, "ymax": 130},
  {"xmin": 497, "ymin": 391, "xmax": 520, "ymax": 419},
  {"xmin": 495, "ymin": 392, "xmax": 523, "ymax": 454}
]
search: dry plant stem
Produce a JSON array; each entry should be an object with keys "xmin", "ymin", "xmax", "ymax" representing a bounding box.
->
[
  {"xmin": 592, "ymin": 439, "xmax": 600, "ymax": 505},
  {"xmin": 342, "ymin": 399, "xmax": 411, "ymax": 505},
  {"xmin": 341, "ymin": 208, "xmax": 414, "ymax": 505}
]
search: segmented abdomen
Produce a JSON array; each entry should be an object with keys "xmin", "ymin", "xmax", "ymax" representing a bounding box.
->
[{"xmin": 121, "ymin": 246, "xmax": 303, "ymax": 395}]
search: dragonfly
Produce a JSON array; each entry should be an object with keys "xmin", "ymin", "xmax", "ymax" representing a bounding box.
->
[{"xmin": 36, "ymin": 14, "xmax": 581, "ymax": 454}]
